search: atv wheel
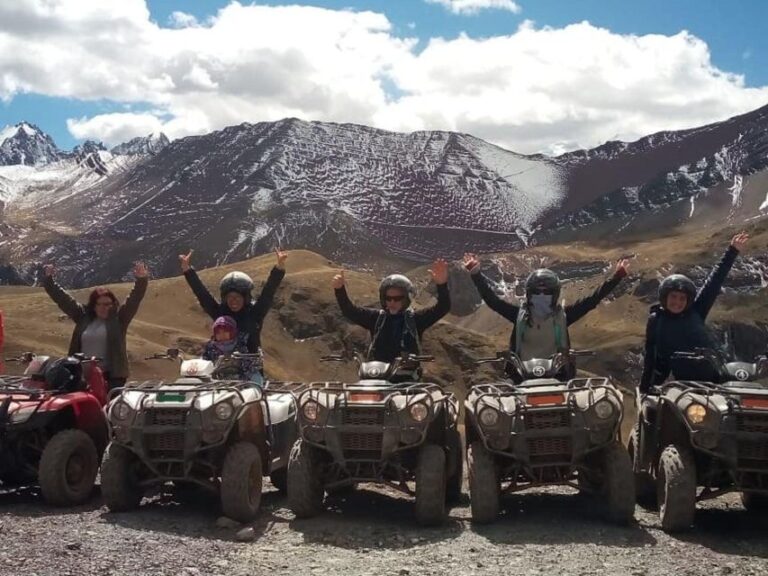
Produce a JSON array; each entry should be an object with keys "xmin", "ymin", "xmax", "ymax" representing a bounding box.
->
[
  {"xmin": 270, "ymin": 468, "xmax": 288, "ymax": 494},
  {"xmin": 101, "ymin": 443, "xmax": 143, "ymax": 512},
  {"xmin": 220, "ymin": 442, "xmax": 263, "ymax": 523},
  {"xmin": 658, "ymin": 444, "xmax": 696, "ymax": 533},
  {"xmin": 598, "ymin": 440, "xmax": 635, "ymax": 525},
  {"xmin": 468, "ymin": 441, "xmax": 499, "ymax": 524},
  {"xmin": 415, "ymin": 444, "xmax": 447, "ymax": 526},
  {"xmin": 38, "ymin": 429, "xmax": 99, "ymax": 506},
  {"xmin": 446, "ymin": 428, "xmax": 464, "ymax": 503},
  {"xmin": 628, "ymin": 422, "xmax": 656, "ymax": 507},
  {"xmin": 741, "ymin": 492, "xmax": 768, "ymax": 512},
  {"xmin": 287, "ymin": 440, "xmax": 324, "ymax": 518}
]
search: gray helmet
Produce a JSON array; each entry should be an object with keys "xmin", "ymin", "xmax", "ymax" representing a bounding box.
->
[
  {"xmin": 379, "ymin": 274, "xmax": 415, "ymax": 308},
  {"xmin": 219, "ymin": 271, "xmax": 254, "ymax": 300},
  {"xmin": 526, "ymin": 269, "xmax": 561, "ymax": 304},
  {"xmin": 659, "ymin": 274, "xmax": 696, "ymax": 311}
]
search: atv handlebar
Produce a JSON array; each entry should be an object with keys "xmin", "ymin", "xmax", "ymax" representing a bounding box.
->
[
  {"xmin": 321, "ymin": 352, "xmax": 434, "ymax": 364},
  {"xmin": 4, "ymin": 352, "xmax": 36, "ymax": 364}
]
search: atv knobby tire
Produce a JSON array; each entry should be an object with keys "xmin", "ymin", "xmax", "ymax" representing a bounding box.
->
[
  {"xmin": 101, "ymin": 443, "xmax": 143, "ymax": 512},
  {"xmin": 599, "ymin": 440, "xmax": 635, "ymax": 525},
  {"xmin": 415, "ymin": 444, "xmax": 447, "ymax": 526},
  {"xmin": 38, "ymin": 429, "xmax": 99, "ymax": 506},
  {"xmin": 270, "ymin": 467, "xmax": 288, "ymax": 494},
  {"xmin": 468, "ymin": 441, "xmax": 499, "ymax": 524},
  {"xmin": 658, "ymin": 444, "xmax": 696, "ymax": 533},
  {"xmin": 287, "ymin": 440, "xmax": 324, "ymax": 518},
  {"xmin": 741, "ymin": 492, "xmax": 768, "ymax": 512},
  {"xmin": 220, "ymin": 442, "xmax": 263, "ymax": 523},
  {"xmin": 628, "ymin": 422, "xmax": 656, "ymax": 507},
  {"xmin": 446, "ymin": 427, "xmax": 464, "ymax": 503}
]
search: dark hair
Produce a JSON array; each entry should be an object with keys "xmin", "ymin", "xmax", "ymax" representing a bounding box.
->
[{"xmin": 86, "ymin": 287, "xmax": 120, "ymax": 314}]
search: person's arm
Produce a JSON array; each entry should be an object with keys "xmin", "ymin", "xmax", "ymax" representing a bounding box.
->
[
  {"xmin": 334, "ymin": 285, "xmax": 379, "ymax": 330},
  {"xmin": 415, "ymin": 284, "xmax": 451, "ymax": 331},
  {"xmin": 251, "ymin": 266, "xmax": 286, "ymax": 323},
  {"xmin": 639, "ymin": 313, "xmax": 668, "ymax": 392},
  {"xmin": 693, "ymin": 242, "xmax": 742, "ymax": 319},
  {"xmin": 470, "ymin": 272, "xmax": 520, "ymax": 322},
  {"xmin": 118, "ymin": 263, "xmax": 149, "ymax": 326},
  {"xmin": 42, "ymin": 271, "xmax": 85, "ymax": 322},
  {"xmin": 183, "ymin": 268, "xmax": 220, "ymax": 319},
  {"xmin": 564, "ymin": 260, "xmax": 629, "ymax": 325}
]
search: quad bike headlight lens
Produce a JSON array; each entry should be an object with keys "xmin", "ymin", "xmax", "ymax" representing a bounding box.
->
[
  {"xmin": 685, "ymin": 403, "xmax": 707, "ymax": 425},
  {"xmin": 302, "ymin": 401, "xmax": 319, "ymax": 421},
  {"xmin": 593, "ymin": 399, "xmax": 615, "ymax": 419},
  {"xmin": 214, "ymin": 402, "xmax": 234, "ymax": 420},
  {"xmin": 113, "ymin": 401, "xmax": 132, "ymax": 421},
  {"xmin": 479, "ymin": 407, "xmax": 500, "ymax": 427},
  {"xmin": 409, "ymin": 402, "xmax": 429, "ymax": 422}
]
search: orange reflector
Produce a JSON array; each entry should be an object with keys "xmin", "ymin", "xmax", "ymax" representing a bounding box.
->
[
  {"xmin": 348, "ymin": 392, "xmax": 383, "ymax": 403},
  {"xmin": 742, "ymin": 397, "xmax": 768, "ymax": 410},
  {"xmin": 527, "ymin": 393, "xmax": 566, "ymax": 406}
]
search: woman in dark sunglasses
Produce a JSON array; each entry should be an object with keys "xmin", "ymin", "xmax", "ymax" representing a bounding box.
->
[
  {"xmin": 463, "ymin": 254, "xmax": 630, "ymax": 362},
  {"xmin": 41, "ymin": 262, "xmax": 149, "ymax": 389},
  {"xmin": 332, "ymin": 259, "xmax": 451, "ymax": 363}
]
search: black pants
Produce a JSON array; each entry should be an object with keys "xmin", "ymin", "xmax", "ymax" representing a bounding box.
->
[{"xmin": 103, "ymin": 373, "xmax": 126, "ymax": 391}]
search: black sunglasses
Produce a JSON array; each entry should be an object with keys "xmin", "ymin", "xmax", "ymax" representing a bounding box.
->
[{"xmin": 385, "ymin": 295, "xmax": 405, "ymax": 302}]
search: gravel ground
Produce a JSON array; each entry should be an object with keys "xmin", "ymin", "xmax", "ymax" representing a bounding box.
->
[{"xmin": 1, "ymin": 481, "xmax": 766, "ymax": 576}]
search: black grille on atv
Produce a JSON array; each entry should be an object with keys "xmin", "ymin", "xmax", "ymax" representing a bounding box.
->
[
  {"xmin": 524, "ymin": 411, "xmax": 569, "ymax": 430},
  {"xmin": 342, "ymin": 407, "xmax": 385, "ymax": 426},
  {"xmin": 341, "ymin": 432, "xmax": 382, "ymax": 459},
  {"xmin": 145, "ymin": 432, "xmax": 185, "ymax": 458},
  {"xmin": 737, "ymin": 413, "xmax": 768, "ymax": 434},
  {"xmin": 146, "ymin": 409, "xmax": 187, "ymax": 427},
  {"xmin": 738, "ymin": 441, "xmax": 768, "ymax": 469},
  {"xmin": 527, "ymin": 437, "xmax": 571, "ymax": 465}
]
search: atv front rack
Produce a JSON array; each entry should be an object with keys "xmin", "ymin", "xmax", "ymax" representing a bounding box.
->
[{"xmin": 0, "ymin": 376, "xmax": 48, "ymax": 397}]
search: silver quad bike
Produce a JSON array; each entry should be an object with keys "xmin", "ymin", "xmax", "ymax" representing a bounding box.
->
[
  {"xmin": 101, "ymin": 348, "xmax": 306, "ymax": 522},
  {"xmin": 465, "ymin": 350, "xmax": 634, "ymax": 525}
]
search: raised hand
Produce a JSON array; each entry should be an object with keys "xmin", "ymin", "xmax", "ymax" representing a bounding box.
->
[
  {"xmin": 133, "ymin": 261, "xmax": 149, "ymax": 278},
  {"xmin": 731, "ymin": 232, "xmax": 749, "ymax": 251},
  {"xmin": 615, "ymin": 258, "xmax": 631, "ymax": 277},
  {"xmin": 462, "ymin": 253, "xmax": 480, "ymax": 274},
  {"xmin": 275, "ymin": 247, "xmax": 288, "ymax": 270},
  {"xmin": 429, "ymin": 258, "xmax": 449, "ymax": 285},
  {"xmin": 43, "ymin": 264, "xmax": 55, "ymax": 278},
  {"xmin": 179, "ymin": 249, "xmax": 193, "ymax": 273},
  {"xmin": 332, "ymin": 270, "xmax": 345, "ymax": 290}
]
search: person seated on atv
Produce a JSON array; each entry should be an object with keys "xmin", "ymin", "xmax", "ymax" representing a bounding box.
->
[
  {"xmin": 202, "ymin": 315, "xmax": 261, "ymax": 384},
  {"xmin": 332, "ymin": 259, "xmax": 451, "ymax": 366},
  {"xmin": 639, "ymin": 232, "xmax": 750, "ymax": 393},
  {"xmin": 41, "ymin": 261, "xmax": 149, "ymax": 390},
  {"xmin": 463, "ymin": 254, "xmax": 630, "ymax": 366},
  {"xmin": 180, "ymin": 248, "xmax": 286, "ymax": 363}
]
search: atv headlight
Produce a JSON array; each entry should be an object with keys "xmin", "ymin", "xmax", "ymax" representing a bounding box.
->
[
  {"xmin": 594, "ymin": 399, "xmax": 615, "ymax": 420},
  {"xmin": 214, "ymin": 402, "xmax": 234, "ymax": 421},
  {"xmin": 685, "ymin": 403, "xmax": 707, "ymax": 425},
  {"xmin": 409, "ymin": 403, "xmax": 429, "ymax": 423},
  {"xmin": 9, "ymin": 406, "xmax": 36, "ymax": 424},
  {"xmin": 302, "ymin": 401, "xmax": 319, "ymax": 422},
  {"xmin": 479, "ymin": 407, "xmax": 500, "ymax": 427},
  {"xmin": 113, "ymin": 401, "xmax": 132, "ymax": 421}
]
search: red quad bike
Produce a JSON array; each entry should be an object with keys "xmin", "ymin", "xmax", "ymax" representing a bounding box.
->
[
  {"xmin": 630, "ymin": 347, "xmax": 768, "ymax": 532},
  {"xmin": 0, "ymin": 352, "xmax": 109, "ymax": 505}
]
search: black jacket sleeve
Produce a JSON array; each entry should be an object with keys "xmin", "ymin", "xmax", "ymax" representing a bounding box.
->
[
  {"xmin": 471, "ymin": 272, "xmax": 520, "ymax": 322},
  {"xmin": 564, "ymin": 273, "xmax": 623, "ymax": 325},
  {"xmin": 414, "ymin": 283, "xmax": 451, "ymax": 332},
  {"xmin": 693, "ymin": 246, "xmax": 739, "ymax": 320},
  {"xmin": 335, "ymin": 286, "xmax": 379, "ymax": 331},
  {"xmin": 42, "ymin": 275, "xmax": 85, "ymax": 323},
  {"xmin": 183, "ymin": 268, "xmax": 220, "ymax": 320},
  {"xmin": 250, "ymin": 267, "xmax": 286, "ymax": 324}
]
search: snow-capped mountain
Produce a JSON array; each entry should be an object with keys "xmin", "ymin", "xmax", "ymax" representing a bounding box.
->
[
  {"xmin": 0, "ymin": 122, "xmax": 62, "ymax": 166},
  {"xmin": 110, "ymin": 133, "xmax": 169, "ymax": 156},
  {"xmin": 2, "ymin": 104, "xmax": 768, "ymax": 286}
]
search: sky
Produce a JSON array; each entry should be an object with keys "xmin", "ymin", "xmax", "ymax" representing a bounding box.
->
[{"xmin": 1, "ymin": 0, "xmax": 767, "ymax": 155}]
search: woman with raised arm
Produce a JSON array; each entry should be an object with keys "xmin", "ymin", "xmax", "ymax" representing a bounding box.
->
[{"xmin": 42, "ymin": 262, "xmax": 149, "ymax": 389}]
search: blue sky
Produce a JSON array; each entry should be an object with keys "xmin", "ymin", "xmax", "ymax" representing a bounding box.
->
[{"xmin": 1, "ymin": 0, "xmax": 766, "ymax": 154}]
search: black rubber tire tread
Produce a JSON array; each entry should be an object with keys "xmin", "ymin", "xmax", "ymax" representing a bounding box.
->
[
  {"xmin": 38, "ymin": 429, "xmax": 99, "ymax": 506},
  {"xmin": 741, "ymin": 492, "xmax": 768, "ymax": 512},
  {"xmin": 270, "ymin": 467, "xmax": 288, "ymax": 494},
  {"xmin": 415, "ymin": 443, "xmax": 447, "ymax": 526},
  {"xmin": 628, "ymin": 422, "xmax": 656, "ymax": 508},
  {"xmin": 446, "ymin": 427, "xmax": 464, "ymax": 503},
  {"xmin": 100, "ymin": 443, "xmax": 143, "ymax": 512},
  {"xmin": 468, "ymin": 440, "xmax": 499, "ymax": 524},
  {"xmin": 287, "ymin": 440, "xmax": 324, "ymax": 519},
  {"xmin": 599, "ymin": 440, "xmax": 636, "ymax": 525},
  {"xmin": 220, "ymin": 442, "xmax": 263, "ymax": 523},
  {"xmin": 658, "ymin": 444, "xmax": 697, "ymax": 533}
]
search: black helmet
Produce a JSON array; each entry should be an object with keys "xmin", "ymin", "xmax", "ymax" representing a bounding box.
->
[
  {"xmin": 659, "ymin": 274, "xmax": 696, "ymax": 310},
  {"xmin": 219, "ymin": 271, "xmax": 254, "ymax": 300},
  {"xmin": 379, "ymin": 274, "xmax": 415, "ymax": 308},
  {"xmin": 44, "ymin": 357, "xmax": 83, "ymax": 392},
  {"xmin": 525, "ymin": 269, "xmax": 561, "ymax": 303}
]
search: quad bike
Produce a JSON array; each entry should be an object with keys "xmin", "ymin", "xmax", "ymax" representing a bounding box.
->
[
  {"xmin": 101, "ymin": 348, "xmax": 306, "ymax": 522},
  {"xmin": 630, "ymin": 347, "xmax": 768, "ymax": 532},
  {"xmin": 287, "ymin": 352, "xmax": 461, "ymax": 526},
  {"xmin": 0, "ymin": 352, "xmax": 109, "ymax": 505},
  {"xmin": 465, "ymin": 350, "xmax": 634, "ymax": 525}
]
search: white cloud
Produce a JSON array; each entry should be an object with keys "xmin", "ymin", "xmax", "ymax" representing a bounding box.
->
[
  {"xmin": 425, "ymin": 0, "xmax": 522, "ymax": 15},
  {"xmin": 169, "ymin": 11, "xmax": 199, "ymax": 28},
  {"xmin": 1, "ymin": 1, "xmax": 767, "ymax": 154}
]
